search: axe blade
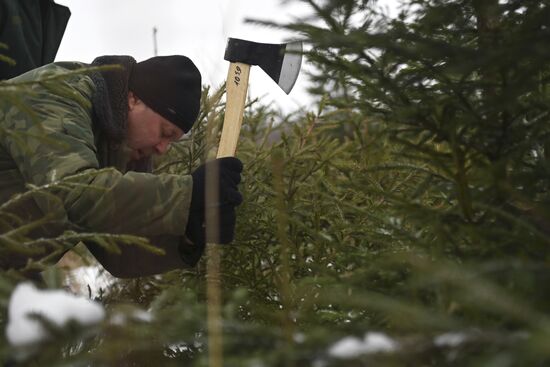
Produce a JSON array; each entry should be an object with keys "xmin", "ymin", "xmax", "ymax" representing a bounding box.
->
[
  {"xmin": 277, "ymin": 41, "xmax": 302, "ymax": 94},
  {"xmin": 224, "ymin": 38, "xmax": 303, "ymax": 94}
]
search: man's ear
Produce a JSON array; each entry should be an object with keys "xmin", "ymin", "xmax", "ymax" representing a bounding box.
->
[{"xmin": 128, "ymin": 91, "xmax": 139, "ymax": 111}]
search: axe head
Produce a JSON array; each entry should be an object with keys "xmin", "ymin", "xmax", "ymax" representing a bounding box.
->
[{"xmin": 224, "ymin": 38, "xmax": 302, "ymax": 94}]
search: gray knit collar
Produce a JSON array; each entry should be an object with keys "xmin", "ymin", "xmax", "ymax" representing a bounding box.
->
[{"xmin": 90, "ymin": 55, "xmax": 136, "ymax": 143}]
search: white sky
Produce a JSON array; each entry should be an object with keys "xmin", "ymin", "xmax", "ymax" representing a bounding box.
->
[
  {"xmin": 54, "ymin": 0, "xmax": 314, "ymax": 112},
  {"xmin": 54, "ymin": 0, "xmax": 400, "ymax": 112}
]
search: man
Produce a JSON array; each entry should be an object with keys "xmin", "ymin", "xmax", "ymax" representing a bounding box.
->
[{"xmin": 0, "ymin": 55, "xmax": 243, "ymax": 278}]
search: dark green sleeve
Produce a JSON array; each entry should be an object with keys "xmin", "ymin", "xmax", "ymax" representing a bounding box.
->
[
  {"xmin": 0, "ymin": 0, "xmax": 70, "ymax": 79},
  {"xmin": 85, "ymin": 235, "xmax": 204, "ymax": 278}
]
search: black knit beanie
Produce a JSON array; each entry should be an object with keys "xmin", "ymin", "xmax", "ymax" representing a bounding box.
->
[{"xmin": 128, "ymin": 55, "xmax": 202, "ymax": 133}]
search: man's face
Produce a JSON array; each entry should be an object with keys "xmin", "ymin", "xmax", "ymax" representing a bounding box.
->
[{"xmin": 126, "ymin": 92, "xmax": 184, "ymax": 160}]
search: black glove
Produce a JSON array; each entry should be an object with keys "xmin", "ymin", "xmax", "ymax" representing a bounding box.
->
[{"xmin": 185, "ymin": 157, "xmax": 243, "ymax": 246}]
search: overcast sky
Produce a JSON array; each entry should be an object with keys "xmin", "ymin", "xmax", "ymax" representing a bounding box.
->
[
  {"xmin": 54, "ymin": 1, "xmax": 400, "ymax": 112},
  {"xmin": 54, "ymin": 0, "xmax": 313, "ymax": 112}
]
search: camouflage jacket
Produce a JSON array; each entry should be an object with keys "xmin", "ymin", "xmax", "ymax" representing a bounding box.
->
[{"xmin": 0, "ymin": 62, "xmax": 201, "ymax": 277}]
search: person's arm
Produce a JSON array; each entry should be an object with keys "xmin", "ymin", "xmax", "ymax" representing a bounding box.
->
[{"xmin": 84, "ymin": 234, "xmax": 203, "ymax": 278}]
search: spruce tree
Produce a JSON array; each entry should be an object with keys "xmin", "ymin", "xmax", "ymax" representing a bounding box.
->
[{"xmin": 2, "ymin": 0, "xmax": 550, "ymax": 366}]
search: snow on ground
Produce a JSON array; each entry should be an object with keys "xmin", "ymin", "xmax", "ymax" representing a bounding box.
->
[
  {"xmin": 328, "ymin": 332, "xmax": 398, "ymax": 358},
  {"xmin": 65, "ymin": 265, "xmax": 116, "ymax": 298},
  {"xmin": 110, "ymin": 308, "xmax": 153, "ymax": 326},
  {"xmin": 6, "ymin": 282, "xmax": 105, "ymax": 346},
  {"xmin": 434, "ymin": 332, "xmax": 468, "ymax": 347}
]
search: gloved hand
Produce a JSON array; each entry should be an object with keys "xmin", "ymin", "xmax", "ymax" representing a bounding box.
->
[{"xmin": 185, "ymin": 157, "xmax": 243, "ymax": 246}]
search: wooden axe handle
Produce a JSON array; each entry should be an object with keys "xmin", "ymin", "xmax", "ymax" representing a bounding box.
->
[{"xmin": 217, "ymin": 62, "xmax": 251, "ymax": 158}]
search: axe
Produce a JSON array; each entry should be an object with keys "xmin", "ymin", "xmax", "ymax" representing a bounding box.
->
[
  {"xmin": 205, "ymin": 39, "xmax": 302, "ymax": 366},
  {"xmin": 216, "ymin": 38, "xmax": 303, "ymax": 158}
]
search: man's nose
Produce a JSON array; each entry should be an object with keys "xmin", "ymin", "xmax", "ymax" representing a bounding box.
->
[{"xmin": 155, "ymin": 139, "xmax": 170, "ymax": 155}]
